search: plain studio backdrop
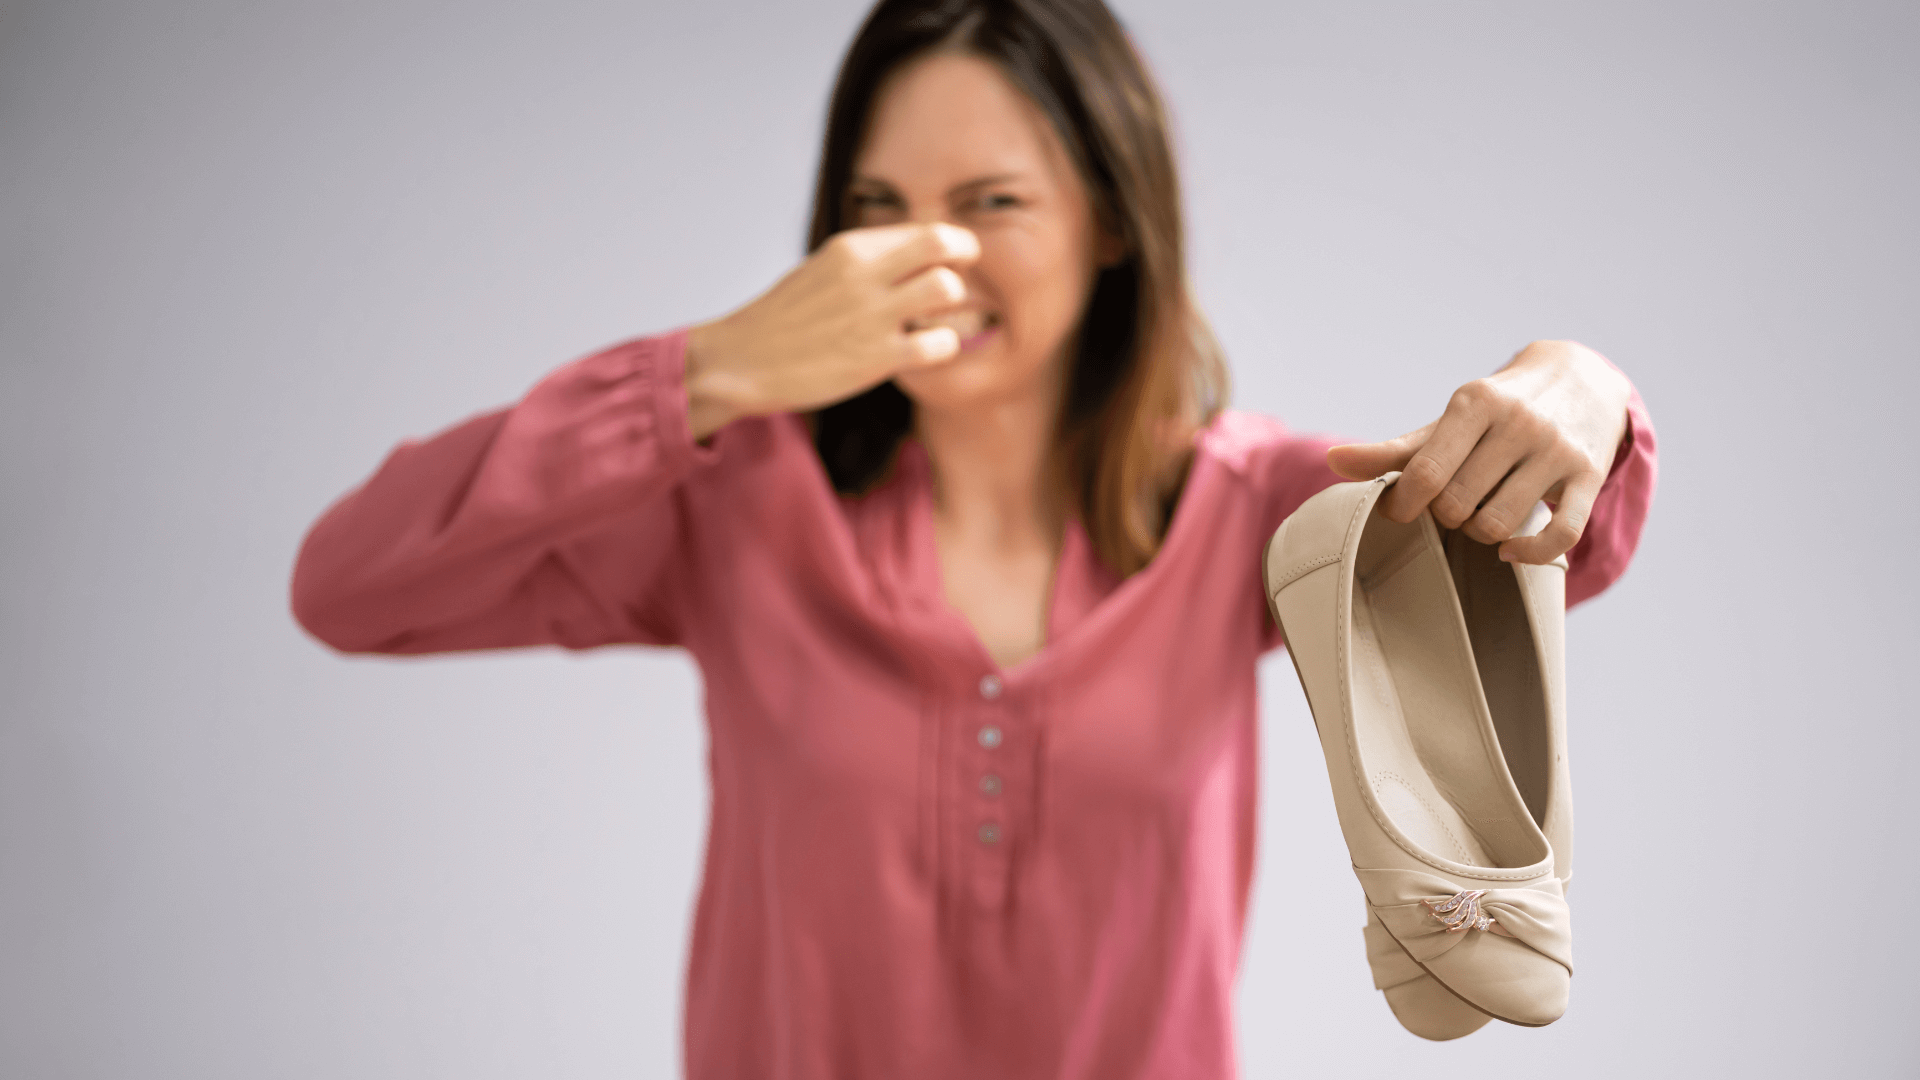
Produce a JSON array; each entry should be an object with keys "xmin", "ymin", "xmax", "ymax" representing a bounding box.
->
[{"xmin": 2, "ymin": 0, "xmax": 1914, "ymax": 1076}]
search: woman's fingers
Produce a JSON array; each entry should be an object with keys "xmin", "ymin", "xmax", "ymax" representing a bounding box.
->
[
  {"xmin": 1426, "ymin": 421, "xmax": 1542, "ymax": 531},
  {"xmin": 891, "ymin": 264, "xmax": 968, "ymax": 322},
  {"xmin": 903, "ymin": 326, "xmax": 961, "ymax": 365},
  {"xmin": 890, "ymin": 264, "xmax": 968, "ymax": 368},
  {"xmin": 1381, "ymin": 385, "xmax": 1495, "ymax": 523},
  {"xmin": 869, "ymin": 222, "xmax": 980, "ymax": 285},
  {"xmin": 1459, "ymin": 454, "xmax": 1557, "ymax": 545},
  {"xmin": 1498, "ymin": 468, "xmax": 1602, "ymax": 564},
  {"xmin": 1325, "ymin": 422, "xmax": 1434, "ymax": 481}
]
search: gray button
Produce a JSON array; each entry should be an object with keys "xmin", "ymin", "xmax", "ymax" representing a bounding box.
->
[
  {"xmin": 977, "ymin": 822, "xmax": 1002, "ymax": 845},
  {"xmin": 979, "ymin": 773, "xmax": 1002, "ymax": 796},
  {"xmin": 977, "ymin": 725, "xmax": 1003, "ymax": 749},
  {"xmin": 979, "ymin": 674, "xmax": 1003, "ymax": 700}
]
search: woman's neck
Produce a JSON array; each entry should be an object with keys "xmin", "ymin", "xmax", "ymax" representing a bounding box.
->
[{"xmin": 915, "ymin": 387, "xmax": 1066, "ymax": 548}]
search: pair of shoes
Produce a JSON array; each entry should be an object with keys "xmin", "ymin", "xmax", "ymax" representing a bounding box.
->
[
  {"xmin": 1359, "ymin": 504, "xmax": 1574, "ymax": 1038},
  {"xmin": 1264, "ymin": 475, "xmax": 1573, "ymax": 1030}
]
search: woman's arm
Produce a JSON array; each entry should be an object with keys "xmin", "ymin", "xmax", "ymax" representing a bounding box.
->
[
  {"xmin": 290, "ymin": 331, "xmax": 713, "ymax": 654},
  {"xmin": 291, "ymin": 222, "xmax": 993, "ymax": 655}
]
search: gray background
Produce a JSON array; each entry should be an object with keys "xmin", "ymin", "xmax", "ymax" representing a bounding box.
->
[{"xmin": 3, "ymin": 0, "xmax": 1913, "ymax": 1076}]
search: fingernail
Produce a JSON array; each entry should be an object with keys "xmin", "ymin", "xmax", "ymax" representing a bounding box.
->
[{"xmin": 1499, "ymin": 548, "xmax": 1517, "ymax": 562}]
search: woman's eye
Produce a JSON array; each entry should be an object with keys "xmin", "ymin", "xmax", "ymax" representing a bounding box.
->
[
  {"xmin": 848, "ymin": 193, "xmax": 905, "ymax": 225},
  {"xmin": 978, "ymin": 193, "xmax": 1020, "ymax": 211}
]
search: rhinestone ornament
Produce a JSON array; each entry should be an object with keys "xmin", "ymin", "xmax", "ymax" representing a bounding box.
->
[{"xmin": 1422, "ymin": 889, "xmax": 1497, "ymax": 933}]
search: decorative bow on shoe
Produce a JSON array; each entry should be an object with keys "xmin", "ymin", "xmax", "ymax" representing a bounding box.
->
[{"xmin": 1354, "ymin": 867, "xmax": 1574, "ymax": 974}]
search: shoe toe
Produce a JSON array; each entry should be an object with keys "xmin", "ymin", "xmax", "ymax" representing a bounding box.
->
[
  {"xmin": 1420, "ymin": 931, "xmax": 1570, "ymax": 1027},
  {"xmin": 1382, "ymin": 978, "xmax": 1493, "ymax": 1040},
  {"xmin": 1364, "ymin": 911, "xmax": 1491, "ymax": 1040}
]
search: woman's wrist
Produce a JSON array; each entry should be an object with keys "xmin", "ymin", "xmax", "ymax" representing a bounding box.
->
[{"xmin": 685, "ymin": 318, "xmax": 751, "ymax": 441}]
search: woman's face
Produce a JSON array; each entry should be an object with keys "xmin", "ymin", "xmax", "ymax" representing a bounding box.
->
[{"xmin": 849, "ymin": 51, "xmax": 1120, "ymax": 414}]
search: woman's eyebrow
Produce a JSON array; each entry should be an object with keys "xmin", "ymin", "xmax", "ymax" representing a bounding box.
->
[
  {"xmin": 849, "ymin": 172, "xmax": 1027, "ymax": 195},
  {"xmin": 948, "ymin": 173, "xmax": 1025, "ymax": 196}
]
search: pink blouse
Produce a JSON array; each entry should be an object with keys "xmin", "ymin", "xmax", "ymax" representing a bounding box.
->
[{"xmin": 291, "ymin": 328, "xmax": 1657, "ymax": 1078}]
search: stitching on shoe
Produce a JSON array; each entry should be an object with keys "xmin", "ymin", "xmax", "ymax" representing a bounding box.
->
[
  {"xmin": 1373, "ymin": 771, "xmax": 1476, "ymax": 865},
  {"xmin": 1267, "ymin": 552, "xmax": 1341, "ymax": 592}
]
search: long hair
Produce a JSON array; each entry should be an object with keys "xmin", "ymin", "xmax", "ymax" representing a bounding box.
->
[{"xmin": 808, "ymin": 0, "xmax": 1227, "ymax": 577}]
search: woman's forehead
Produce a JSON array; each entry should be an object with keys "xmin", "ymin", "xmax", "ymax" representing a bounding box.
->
[{"xmin": 855, "ymin": 52, "xmax": 1074, "ymax": 190}]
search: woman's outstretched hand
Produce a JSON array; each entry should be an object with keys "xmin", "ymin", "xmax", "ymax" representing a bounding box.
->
[
  {"xmin": 682, "ymin": 223, "xmax": 982, "ymax": 440},
  {"xmin": 1325, "ymin": 340, "xmax": 1633, "ymax": 565}
]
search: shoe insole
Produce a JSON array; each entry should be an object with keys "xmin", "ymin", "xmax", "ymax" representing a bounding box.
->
[
  {"xmin": 1351, "ymin": 587, "xmax": 1496, "ymax": 867},
  {"xmin": 1449, "ymin": 534, "xmax": 1551, "ymax": 827},
  {"xmin": 1350, "ymin": 510, "xmax": 1541, "ymax": 870}
]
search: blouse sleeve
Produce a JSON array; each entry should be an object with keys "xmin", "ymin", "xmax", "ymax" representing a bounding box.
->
[
  {"xmin": 1563, "ymin": 379, "xmax": 1658, "ymax": 607},
  {"xmin": 290, "ymin": 328, "xmax": 714, "ymax": 654}
]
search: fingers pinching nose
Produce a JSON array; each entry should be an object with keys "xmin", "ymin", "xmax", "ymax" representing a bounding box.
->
[
  {"xmin": 908, "ymin": 326, "xmax": 961, "ymax": 364},
  {"xmin": 930, "ymin": 222, "xmax": 981, "ymax": 261},
  {"xmin": 922, "ymin": 266, "xmax": 966, "ymax": 307}
]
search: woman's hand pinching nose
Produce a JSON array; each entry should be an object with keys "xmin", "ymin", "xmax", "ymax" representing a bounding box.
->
[{"xmin": 682, "ymin": 222, "xmax": 981, "ymax": 438}]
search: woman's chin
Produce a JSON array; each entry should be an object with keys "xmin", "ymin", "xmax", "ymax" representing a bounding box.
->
[
  {"xmin": 896, "ymin": 349, "xmax": 1006, "ymax": 408},
  {"xmin": 896, "ymin": 339, "xmax": 1063, "ymax": 415}
]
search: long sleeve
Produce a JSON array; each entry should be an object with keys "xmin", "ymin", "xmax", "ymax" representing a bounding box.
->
[
  {"xmin": 1562, "ymin": 383, "xmax": 1657, "ymax": 606},
  {"xmin": 290, "ymin": 328, "xmax": 714, "ymax": 654}
]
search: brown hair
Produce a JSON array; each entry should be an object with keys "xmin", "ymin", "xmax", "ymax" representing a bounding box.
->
[{"xmin": 808, "ymin": 0, "xmax": 1227, "ymax": 577}]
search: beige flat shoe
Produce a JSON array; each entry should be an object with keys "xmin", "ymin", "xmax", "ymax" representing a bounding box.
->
[
  {"xmin": 1359, "ymin": 506, "xmax": 1575, "ymax": 1039},
  {"xmin": 1265, "ymin": 475, "xmax": 1573, "ymax": 1028}
]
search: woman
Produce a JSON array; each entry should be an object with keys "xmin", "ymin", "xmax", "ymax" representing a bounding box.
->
[{"xmin": 291, "ymin": 0, "xmax": 1656, "ymax": 1074}]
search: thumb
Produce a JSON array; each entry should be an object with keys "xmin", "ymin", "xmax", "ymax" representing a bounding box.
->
[{"xmin": 1325, "ymin": 421, "xmax": 1434, "ymax": 481}]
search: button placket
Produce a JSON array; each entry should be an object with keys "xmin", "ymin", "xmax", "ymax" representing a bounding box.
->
[
  {"xmin": 973, "ymin": 672, "xmax": 1008, "ymax": 851},
  {"xmin": 940, "ymin": 671, "xmax": 1029, "ymax": 911},
  {"xmin": 960, "ymin": 676, "xmax": 1021, "ymax": 910},
  {"xmin": 973, "ymin": 695, "xmax": 1008, "ymax": 851}
]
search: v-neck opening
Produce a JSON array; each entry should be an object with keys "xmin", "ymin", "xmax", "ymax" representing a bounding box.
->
[{"xmin": 893, "ymin": 436, "xmax": 1220, "ymax": 685}]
